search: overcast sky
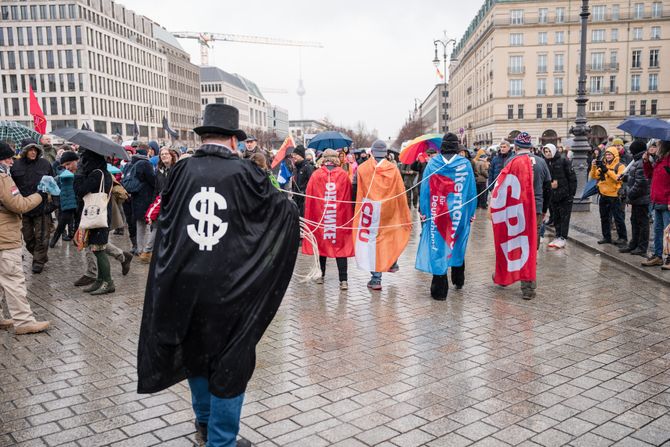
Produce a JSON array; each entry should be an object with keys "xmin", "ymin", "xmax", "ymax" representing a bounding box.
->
[{"xmin": 130, "ymin": 0, "xmax": 483, "ymax": 139}]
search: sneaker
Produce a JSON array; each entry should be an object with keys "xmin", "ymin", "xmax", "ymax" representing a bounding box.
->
[
  {"xmin": 89, "ymin": 281, "xmax": 115, "ymax": 295},
  {"xmin": 642, "ymin": 256, "xmax": 663, "ymax": 267},
  {"xmin": 315, "ymin": 277, "xmax": 324, "ymax": 284},
  {"xmin": 138, "ymin": 252, "xmax": 152, "ymax": 264},
  {"xmin": 0, "ymin": 319, "xmax": 13, "ymax": 330},
  {"xmin": 194, "ymin": 421, "xmax": 207, "ymax": 446},
  {"xmin": 31, "ymin": 264, "xmax": 43, "ymax": 274},
  {"xmin": 597, "ymin": 239, "xmax": 612, "ymax": 245},
  {"xmin": 339, "ymin": 281, "xmax": 348, "ymax": 290},
  {"xmin": 553, "ymin": 238, "xmax": 566, "ymax": 249},
  {"xmin": 388, "ymin": 263, "xmax": 400, "ymax": 273},
  {"xmin": 547, "ymin": 238, "xmax": 559, "ymax": 248},
  {"xmin": 367, "ymin": 279, "xmax": 382, "ymax": 290},
  {"xmin": 121, "ymin": 252, "xmax": 133, "ymax": 276},
  {"xmin": 83, "ymin": 280, "xmax": 103, "ymax": 293},
  {"xmin": 14, "ymin": 321, "xmax": 50, "ymax": 335},
  {"xmin": 662, "ymin": 258, "xmax": 670, "ymax": 271},
  {"xmin": 74, "ymin": 275, "xmax": 97, "ymax": 287}
]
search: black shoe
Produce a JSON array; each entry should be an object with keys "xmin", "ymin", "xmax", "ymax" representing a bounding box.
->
[
  {"xmin": 619, "ymin": 246, "xmax": 633, "ymax": 253},
  {"xmin": 74, "ymin": 275, "xmax": 97, "ymax": 287},
  {"xmin": 597, "ymin": 239, "xmax": 611, "ymax": 245},
  {"xmin": 454, "ymin": 284, "xmax": 463, "ymax": 290},
  {"xmin": 614, "ymin": 238, "xmax": 628, "ymax": 246},
  {"xmin": 32, "ymin": 264, "xmax": 43, "ymax": 274},
  {"xmin": 62, "ymin": 235, "xmax": 72, "ymax": 242},
  {"xmin": 121, "ymin": 252, "xmax": 133, "ymax": 276},
  {"xmin": 630, "ymin": 248, "xmax": 647, "ymax": 257},
  {"xmin": 194, "ymin": 421, "xmax": 207, "ymax": 446},
  {"xmin": 48, "ymin": 235, "xmax": 59, "ymax": 248},
  {"xmin": 237, "ymin": 437, "xmax": 253, "ymax": 447}
]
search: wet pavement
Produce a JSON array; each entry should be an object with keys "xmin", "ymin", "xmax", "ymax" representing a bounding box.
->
[{"xmin": 2, "ymin": 208, "xmax": 670, "ymax": 447}]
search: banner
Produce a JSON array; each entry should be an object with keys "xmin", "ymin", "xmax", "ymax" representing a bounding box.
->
[
  {"xmin": 29, "ymin": 86, "xmax": 47, "ymax": 134},
  {"xmin": 354, "ymin": 159, "xmax": 411, "ymax": 272},
  {"xmin": 302, "ymin": 166, "xmax": 354, "ymax": 258},
  {"xmin": 490, "ymin": 155, "xmax": 537, "ymax": 286},
  {"xmin": 271, "ymin": 135, "xmax": 296, "ymax": 169},
  {"xmin": 416, "ymin": 155, "xmax": 477, "ymax": 275}
]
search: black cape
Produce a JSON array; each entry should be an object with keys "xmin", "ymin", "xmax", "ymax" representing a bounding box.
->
[{"xmin": 137, "ymin": 144, "xmax": 299, "ymax": 398}]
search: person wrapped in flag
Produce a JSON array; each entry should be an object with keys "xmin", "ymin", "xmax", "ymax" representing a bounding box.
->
[{"xmin": 416, "ymin": 133, "xmax": 477, "ymax": 301}]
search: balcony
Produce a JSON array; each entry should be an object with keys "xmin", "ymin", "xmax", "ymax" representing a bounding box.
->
[
  {"xmin": 508, "ymin": 90, "xmax": 525, "ymax": 97},
  {"xmin": 576, "ymin": 63, "xmax": 620, "ymax": 73},
  {"xmin": 554, "ymin": 66, "xmax": 565, "ymax": 73},
  {"xmin": 507, "ymin": 67, "xmax": 525, "ymax": 75},
  {"xmin": 537, "ymin": 66, "xmax": 548, "ymax": 74}
]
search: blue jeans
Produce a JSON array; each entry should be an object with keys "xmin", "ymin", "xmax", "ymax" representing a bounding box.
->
[
  {"xmin": 653, "ymin": 206, "xmax": 670, "ymax": 258},
  {"xmin": 188, "ymin": 377, "xmax": 245, "ymax": 447},
  {"xmin": 370, "ymin": 271, "xmax": 382, "ymax": 281}
]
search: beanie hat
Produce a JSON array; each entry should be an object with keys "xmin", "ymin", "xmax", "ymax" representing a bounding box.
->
[
  {"xmin": 543, "ymin": 143, "xmax": 557, "ymax": 158},
  {"xmin": 0, "ymin": 142, "xmax": 14, "ymax": 160},
  {"xmin": 629, "ymin": 139, "xmax": 647, "ymax": 156},
  {"xmin": 440, "ymin": 133, "xmax": 460, "ymax": 154},
  {"xmin": 321, "ymin": 149, "xmax": 340, "ymax": 165},
  {"xmin": 136, "ymin": 148, "xmax": 148, "ymax": 156},
  {"xmin": 514, "ymin": 132, "xmax": 533, "ymax": 149},
  {"xmin": 293, "ymin": 144, "xmax": 306, "ymax": 158},
  {"xmin": 612, "ymin": 138, "xmax": 624, "ymax": 146},
  {"xmin": 59, "ymin": 151, "xmax": 80, "ymax": 165},
  {"xmin": 370, "ymin": 139, "xmax": 388, "ymax": 161}
]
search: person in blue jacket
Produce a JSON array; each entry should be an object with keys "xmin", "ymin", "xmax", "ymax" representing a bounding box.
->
[{"xmin": 50, "ymin": 151, "xmax": 79, "ymax": 248}]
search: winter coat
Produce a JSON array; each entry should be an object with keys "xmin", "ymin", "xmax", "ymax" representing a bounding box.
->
[
  {"xmin": 41, "ymin": 144, "xmax": 57, "ymax": 165},
  {"xmin": 126, "ymin": 155, "xmax": 156, "ymax": 220},
  {"xmin": 547, "ymin": 153, "xmax": 577, "ymax": 203},
  {"xmin": 506, "ymin": 152, "xmax": 552, "ymax": 212},
  {"xmin": 590, "ymin": 147, "xmax": 625, "ymax": 198},
  {"xmin": 488, "ymin": 151, "xmax": 513, "ymax": 188},
  {"xmin": 75, "ymin": 151, "xmax": 112, "ymax": 246},
  {"xmin": 154, "ymin": 166, "xmax": 170, "ymax": 196},
  {"xmin": 474, "ymin": 159, "xmax": 490, "ymax": 184},
  {"xmin": 399, "ymin": 163, "xmax": 417, "ymax": 188},
  {"xmin": 57, "ymin": 170, "xmax": 78, "ymax": 211},
  {"xmin": 10, "ymin": 145, "xmax": 55, "ymax": 217},
  {"xmin": 0, "ymin": 167, "xmax": 42, "ymax": 250},
  {"xmin": 644, "ymin": 154, "xmax": 670, "ymax": 206},
  {"xmin": 625, "ymin": 153, "xmax": 650, "ymax": 206}
]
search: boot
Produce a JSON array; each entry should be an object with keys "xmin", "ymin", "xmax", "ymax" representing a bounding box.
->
[
  {"xmin": 89, "ymin": 281, "xmax": 115, "ymax": 295},
  {"xmin": 14, "ymin": 321, "xmax": 50, "ymax": 335},
  {"xmin": 0, "ymin": 319, "xmax": 13, "ymax": 330},
  {"xmin": 642, "ymin": 256, "xmax": 663, "ymax": 267},
  {"xmin": 121, "ymin": 252, "xmax": 133, "ymax": 276},
  {"xmin": 49, "ymin": 234, "xmax": 60, "ymax": 248},
  {"xmin": 32, "ymin": 264, "xmax": 43, "ymax": 274},
  {"xmin": 83, "ymin": 280, "xmax": 103, "ymax": 293},
  {"xmin": 74, "ymin": 275, "xmax": 97, "ymax": 287},
  {"xmin": 194, "ymin": 421, "xmax": 207, "ymax": 446},
  {"xmin": 431, "ymin": 275, "xmax": 449, "ymax": 301}
]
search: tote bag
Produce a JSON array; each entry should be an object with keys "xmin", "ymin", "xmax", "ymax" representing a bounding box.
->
[{"xmin": 79, "ymin": 169, "xmax": 110, "ymax": 230}]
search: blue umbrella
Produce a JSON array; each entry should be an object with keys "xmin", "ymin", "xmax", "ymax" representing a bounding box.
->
[
  {"xmin": 617, "ymin": 117, "xmax": 670, "ymax": 140},
  {"xmin": 307, "ymin": 131, "xmax": 353, "ymax": 150},
  {"xmin": 580, "ymin": 178, "xmax": 599, "ymax": 200}
]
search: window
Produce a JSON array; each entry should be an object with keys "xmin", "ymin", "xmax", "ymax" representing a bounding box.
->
[
  {"xmin": 538, "ymin": 32, "xmax": 548, "ymax": 45},
  {"xmin": 633, "ymin": 28, "xmax": 643, "ymax": 40},
  {"xmin": 612, "ymin": 4, "xmax": 620, "ymax": 20},
  {"xmin": 631, "ymin": 74, "xmax": 641, "ymax": 91},
  {"xmin": 651, "ymin": 99, "xmax": 657, "ymax": 115},
  {"xmin": 609, "ymin": 101, "xmax": 616, "ymax": 111},
  {"xmin": 652, "ymin": 2, "xmax": 663, "ymax": 17},
  {"xmin": 630, "ymin": 100, "xmax": 636, "ymax": 116},
  {"xmin": 509, "ymin": 55, "xmax": 524, "ymax": 73},
  {"xmin": 649, "ymin": 73, "xmax": 658, "ymax": 91},
  {"xmin": 537, "ymin": 78, "xmax": 547, "ymax": 95},
  {"xmin": 557, "ymin": 103, "xmax": 563, "ymax": 118},
  {"xmin": 610, "ymin": 75, "xmax": 617, "ymax": 92},
  {"xmin": 589, "ymin": 101, "xmax": 604, "ymax": 112},
  {"xmin": 634, "ymin": 3, "xmax": 644, "ymax": 19},
  {"xmin": 508, "ymin": 105, "xmax": 514, "ymax": 119},
  {"xmin": 65, "ymin": 27, "xmax": 72, "ymax": 45},
  {"xmin": 592, "ymin": 29, "xmax": 605, "ymax": 42},
  {"xmin": 590, "ymin": 76, "xmax": 604, "ymax": 93},
  {"xmin": 555, "ymin": 53, "xmax": 565, "ymax": 72},
  {"xmin": 591, "ymin": 52, "xmax": 605, "ymax": 70},
  {"xmin": 547, "ymin": 104, "xmax": 553, "ymax": 118},
  {"xmin": 554, "ymin": 77, "xmax": 564, "ymax": 95},
  {"xmin": 651, "ymin": 27, "xmax": 661, "ymax": 39},
  {"xmin": 538, "ymin": 54, "xmax": 547, "ymax": 73},
  {"xmin": 27, "ymin": 51, "xmax": 35, "ymax": 69},
  {"xmin": 556, "ymin": 7, "xmax": 565, "ymax": 23},
  {"xmin": 46, "ymin": 28, "xmax": 53, "ymax": 45},
  {"xmin": 611, "ymin": 29, "xmax": 619, "ymax": 42},
  {"xmin": 56, "ymin": 26, "xmax": 63, "ymax": 45},
  {"xmin": 632, "ymin": 50, "xmax": 641, "ymax": 68},
  {"xmin": 650, "ymin": 49, "xmax": 659, "ymax": 67},
  {"xmin": 640, "ymin": 100, "xmax": 647, "ymax": 115},
  {"xmin": 518, "ymin": 104, "xmax": 524, "ymax": 119},
  {"xmin": 510, "ymin": 33, "xmax": 523, "ymax": 46},
  {"xmin": 555, "ymin": 31, "xmax": 565, "ymax": 44},
  {"xmin": 536, "ymin": 104, "xmax": 543, "ymax": 118},
  {"xmin": 593, "ymin": 5, "xmax": 606, "ymax": 21},
  {"xmin": 511, "ymin": 9, "xmax": 524, "ymax": 24},
  {"xmin": 539, "ymin": 8, "xmax": 548, "ymax": 23},
  {"xmin": 75, "ymin": 26, "xmax": 82, "ymax": 44},
  {"xmin": 610, "ymin": 50, "xmax": 618, "ymax": 66},
  {"xmin": 509, "ymin": 79, "xmax": 523, "ymax": 96},
  {"xmin": 69, "ymin": 97, "xmax": 77, "ymax": 115}
]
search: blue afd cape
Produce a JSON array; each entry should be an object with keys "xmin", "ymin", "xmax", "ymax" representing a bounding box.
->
[{"xmin": 416, "ymin": 154, "xmax": 477, "ymax": 274}]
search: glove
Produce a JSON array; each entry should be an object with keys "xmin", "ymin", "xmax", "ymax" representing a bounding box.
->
[{"xmin": 38, "ymin": 176, "xmax": 60, "ymax": 196}]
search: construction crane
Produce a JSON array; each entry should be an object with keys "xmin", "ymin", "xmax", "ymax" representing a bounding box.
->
[{"xmin": 171, "ymin": 32, "xmax": 323, "ymax": 66}]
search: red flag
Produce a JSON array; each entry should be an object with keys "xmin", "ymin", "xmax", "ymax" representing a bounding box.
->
[
  {"xmin": 302, "ymin": 166, "xmax": 354, "ymax": 258},
  {"xmin": 29, "ymin": 86, "xmax": 47, "ymax": 134},
  {"xmin": 271, "ymin": 135, "xmax": 295, "ymax": 169},
  {"xmin": 436, "ymin": 66, "xmax": 444, "ymax": 80},
  {"xmin": 490, "ymin": 156, "xmax": 537, "ymax": 286}
]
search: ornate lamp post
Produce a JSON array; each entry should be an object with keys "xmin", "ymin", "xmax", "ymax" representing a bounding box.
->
[
  {"xmin": 570, "ymin": 0, "xmax": 591, "ymax": 211},
  {"xmin": 432, "ymin": 32, "xmax": 456, "ymax": 134}
]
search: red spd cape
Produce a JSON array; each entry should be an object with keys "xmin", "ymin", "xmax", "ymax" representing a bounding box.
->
[
  {"xmin": 490, "ymin": 156, "xmax": 537, "ymax": 286},
  {"xmin": 302, "ymin": 166, "xmax": 355, "ymax": 258}
]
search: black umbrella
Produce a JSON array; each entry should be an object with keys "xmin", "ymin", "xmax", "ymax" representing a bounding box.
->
[{"xmin": 51, "ymin": 127, "xmax": 129, "ymax": 160}]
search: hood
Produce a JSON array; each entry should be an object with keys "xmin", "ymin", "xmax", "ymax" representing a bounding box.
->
[
  {"xmin": 80, "ymin": 149, "xmax": 107, "ymax": 174},
  {"xmin": 370, "ymin": 139, "xmax": 387, "ymax": 161},
  {"xmin": 604, "ymin": 146, "xmax": 620, "ymax": 167},
  {"xmin": 474, "ymin": 148, "xmax": 487, "ymax": 162},
  {"xmin": 20, "ymin": 143, "xmax": 43, "ymax": 160}
]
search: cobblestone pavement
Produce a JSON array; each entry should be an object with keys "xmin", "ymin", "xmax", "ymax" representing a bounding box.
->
[{"xmin": 2, "ymin": 208, "xmax": 670, "ymax": 447}]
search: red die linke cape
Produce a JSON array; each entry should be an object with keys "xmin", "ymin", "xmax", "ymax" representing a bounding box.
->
[
  {"xmin": 137, "ymin": 145, "xmax": 300, "ymax": 399},
  {"xmin": 302, "ymin": 165, "xmax": 355, "ymax": 258}
]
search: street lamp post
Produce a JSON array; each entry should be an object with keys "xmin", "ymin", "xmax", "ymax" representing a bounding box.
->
[
  {"xmin": 570, "ymin": 0, "xmax": 591, "ymax": 211},
  {"xmin": 433, "ymin": 32, "xmax": 456, "ymax": 134}
]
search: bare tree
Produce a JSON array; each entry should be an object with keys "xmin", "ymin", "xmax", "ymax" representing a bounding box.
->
[
  {"xmin": 394, "ymin": 118, "xmax": 428, "ymax": 148},
  {"xmin": 320, "ymin": 118, "xmax": 377, "ymax": 148}
]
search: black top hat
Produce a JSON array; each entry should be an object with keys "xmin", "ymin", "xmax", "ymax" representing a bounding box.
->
[{"xmin": 194, "ymin": 104, "xmax": 247, "ymax": 141}]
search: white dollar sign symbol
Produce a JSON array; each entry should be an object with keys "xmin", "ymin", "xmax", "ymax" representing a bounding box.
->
[{"xmin": 187, "ymin": 187, "xmax": 228, "ymax": 251}]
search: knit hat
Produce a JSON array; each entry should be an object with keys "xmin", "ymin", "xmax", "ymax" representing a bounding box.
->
[
  {"xmin": 543, "ymin": 143, "xmax": 557, "ymax": 158},
  {"xmin": 370, "ymin": 139, "xmax": 388, "ymax": 161},
  {"xmin": 612, "ymin": 138, "xmax": 624, "ymax": 146},
  {"xmin": 59, "ymin": 151, "xmax": 80, "ymax": 165},
  {"xmin": 514, "ymin": 132, "xmax": 533, "ymax": 149},
  {"xmin": 0, "ymin": 142, "xmax": 14, "ymax": 160},
  {"xmin": 293, "ymin": 144, "xmax": 306, "ymax": 158},
  {"xmin": 321, "ymin": 149, "xmax": 340, "ymax": 165},
  {"xmin": 148, "ymin": 140, "xmax": 160, "ymax": 153},
  {"xmin": 629, "ymin": 139, "xmax": 647, "ymax": 156},
  {"xmin": 440, "ymin": 133, "xmax": 460, "ymax": 154}
]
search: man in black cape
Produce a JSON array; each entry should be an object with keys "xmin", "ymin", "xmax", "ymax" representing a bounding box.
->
[{"xmin": 137, "ymin": 104, "xmax": 300, "ymax": 447}]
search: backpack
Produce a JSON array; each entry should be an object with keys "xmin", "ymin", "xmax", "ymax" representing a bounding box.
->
[{"xmin": 121, "ymin": 162, "xmax": 143, "ymax": 193}]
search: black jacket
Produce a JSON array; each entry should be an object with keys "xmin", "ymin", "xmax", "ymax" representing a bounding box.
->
[
  {"xmin": 11, "ymin": 145, "xmax": 55, "ymax": 217},
  {"xmin": 547, "ymin": 153, "xmax": 577, "ymax": 203},
  {"xmin": 75, "ymin": 150, "xmax": 112, "ymax": 246},
  {"xmin": 127, "ymin": 155, "xmax": 156, "ymax": 219},
  {"xmin": 625, "ymin": 153, "xmax": 650, "ymax": 206},
  {"xmin": 154, "ymin": 166, "xmax": 170, "ymax": 197}
]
